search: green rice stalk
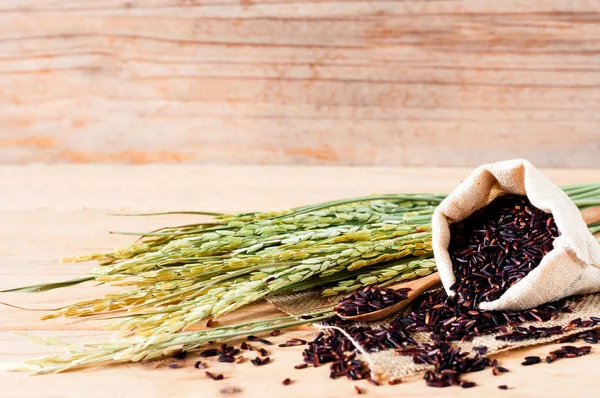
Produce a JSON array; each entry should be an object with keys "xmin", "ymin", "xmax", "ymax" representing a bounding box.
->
[{"xmin": 4, "ymin": 309, "xmax": 334, "ymax": 375}]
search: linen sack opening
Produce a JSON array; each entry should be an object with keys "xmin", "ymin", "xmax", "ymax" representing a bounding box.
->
[{"xmin": 431, "ymin": 159, "xmax": 600, "ymax": 311}]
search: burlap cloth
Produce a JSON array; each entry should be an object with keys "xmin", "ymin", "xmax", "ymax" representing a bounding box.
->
[{"xmin": 268, "ymin": 290, "xmax": 600, "ymax": 380}]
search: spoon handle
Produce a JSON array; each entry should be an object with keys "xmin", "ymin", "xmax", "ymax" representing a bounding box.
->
[
  {"xmin": 391, "ymin": 272, "xmax": 441, "ymax": 295},
  {"xmin": 581, "ymin": 206, "xmax": 600, "ymax": 226}
]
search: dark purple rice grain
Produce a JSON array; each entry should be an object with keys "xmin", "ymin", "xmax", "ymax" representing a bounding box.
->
[
  {"xmin": 584, "ymin": 333, "xmax": 599, "ymax": 343},
  {"xmin": 270, "ymin": 330, "xmax": 281, "ymax": 337},
  {"xmin": 367, "ymin": 378, "xmax": 380, "ymax": 386},
  {"xmin": 354, "ymin": 386, "xmax": 362, "ymax": 395},
  {"xmin": 496, "ymin": 324, "xmax": 571, "ymax": 342},
  {"xmin": 461, "ymin": 381, "xmax": 477, "ymax": 389},
  {"xmin": 200, "ymin": 348, "xmax": 219, "ymax": 357},
  {"xmin": 521, "ymin": 356, "xmax": 541, "ymax": 366},
  {"xmin": 173, "ymin": 349, "xmax": 187, "ymax": 360},
  {"xmin": 247, "ymin": 335, "xmax": 259, "ymax": 342},
  {"xmin": 546, "ymin": 345, "xmax": 592, "ymax": 363},
  {"xmin": 168, "ymin": 363, "xmax": 178, "ymax": 369},
  {"xmin": 259, "ymin": 348, "xmax": 268, "ymax": 357},
  {"xmin": 282, "ymin": 378, "xmax": 291, "ymax": 386},
  {"xmin": 194, "ymin": 361, "xmax": 203, "ymax": 369},
  {"xmin": 556, "ymin": 335, "xmax": 577, "ymax": 344},
  {"xmin": 279, "ymin": 338, "xmax": 307, "ymax": 347},
  {"xmin": 205, "ymin": 371, "xmax": 222, "ymax": 380},
  {"xmin": 498, "ymin": 385, "xmax": 509, "ymax": 390},
  {"xmin": 581, "ymin": 330, "xmax": 600, "ymax": 344},
  {"xmin": 334, "ymin": 285, "xmax": 411, "ymax": 317},
  {"xmin": 294, "ymin": 363, "xmax": 308, "ymax": 369},
  {"xmin": 259, "ymin": 338, "xmax": 273, "ymax": 346},
  {"xmin": 218, "ymin": 355, "xmax": 235, "ymax": 363}
]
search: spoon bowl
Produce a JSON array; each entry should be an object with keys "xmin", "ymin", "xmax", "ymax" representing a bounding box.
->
[
  {"xmin": 582, "ymin": 205, "xmax": 600, "ymax": 225},
  {"xmin": 337, "ymin": 272, "xmax": 442, "ymax": 322}
]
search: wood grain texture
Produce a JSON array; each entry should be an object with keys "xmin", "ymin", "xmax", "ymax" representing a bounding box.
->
[
  {"xmin": 0, "ymin": 164, "xmax": 599, "ymax": 397},
  {"xmin": 0, "ymin": 1, "xmax": 599, "ymax": 166}
]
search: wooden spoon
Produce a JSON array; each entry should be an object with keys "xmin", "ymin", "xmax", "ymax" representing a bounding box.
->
[
  {"xmin": 336, "ymin": 272, "xmax": 442, "ymax": 322},
  {"xmin": 337, "ymin": 206, "xmax": 600, "ymax": 323}
]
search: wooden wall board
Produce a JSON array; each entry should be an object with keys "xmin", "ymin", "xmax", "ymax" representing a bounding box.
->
[{"xmin": 0, "ymin": 1, "xmax": 599, "ymax": 167}]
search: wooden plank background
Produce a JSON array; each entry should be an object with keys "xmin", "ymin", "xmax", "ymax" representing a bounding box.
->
[{"xmin": 0, "ymin": 0, "xmax": 599, "ymax": 167}]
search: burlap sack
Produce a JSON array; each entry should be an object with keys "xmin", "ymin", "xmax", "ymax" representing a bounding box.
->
[{"xmin": 432, "ymin": 159, "xmax": 600, "ymax": 311}]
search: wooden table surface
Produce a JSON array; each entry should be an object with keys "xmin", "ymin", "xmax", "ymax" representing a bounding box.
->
[{"xmin": 1, "ymin": 164, "xmax": 599, "ymax": 398}]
